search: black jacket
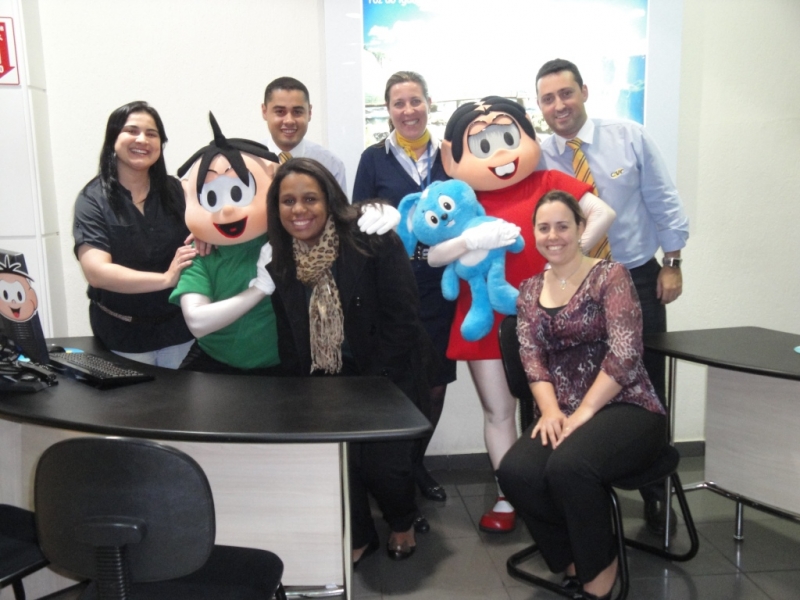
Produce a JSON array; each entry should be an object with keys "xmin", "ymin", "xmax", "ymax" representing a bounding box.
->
[{"xmin": 269, "ymin": 228, "xmax": 436, "ymax": 408}]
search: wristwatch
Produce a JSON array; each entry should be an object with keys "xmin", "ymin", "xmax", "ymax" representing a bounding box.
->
[{"xmin": 663, "ymin": 257, "xmax": 682, "ymax": 269}]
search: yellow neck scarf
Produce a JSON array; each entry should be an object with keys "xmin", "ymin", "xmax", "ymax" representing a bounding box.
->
[{"xmin": 396, "ymin": 129, "xmax": 431, "ymax": 162}]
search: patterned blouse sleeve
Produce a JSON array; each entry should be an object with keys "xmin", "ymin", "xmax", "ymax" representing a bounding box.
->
[
  {"xmin": 516, "ymin": 276, "xmax": 552, "ymax": 384},
  {"xmin": 599, "ymin": 262, "xmax": 645, "ymax": 386}
]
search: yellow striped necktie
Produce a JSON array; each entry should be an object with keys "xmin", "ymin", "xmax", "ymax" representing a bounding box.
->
[
  {"xmin": 566, "ymin": 138, "xmax": 612, "ymax": 260},
  {"xmin": 279, "ymin": 151, "xmax": 292, "ymax": 164}
]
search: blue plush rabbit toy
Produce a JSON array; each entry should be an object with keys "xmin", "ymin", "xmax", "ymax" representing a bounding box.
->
[{"xmin": 397, "ymin": 179, "xmax": 524, "ymax": 342}]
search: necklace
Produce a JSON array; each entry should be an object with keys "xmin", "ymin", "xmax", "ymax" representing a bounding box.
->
[{"xmin": 553, "ymin": 259, "xmax": 584, "ymax": 290}]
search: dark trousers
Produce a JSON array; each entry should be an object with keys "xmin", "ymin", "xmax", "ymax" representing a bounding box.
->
[
  {"xmin": 349, "ymin": 439, "xmax": 418, "ymax": 548},
  {"xmin": 628, "ymin": 258, "xmax": 667, "ymax": 402},
  {"xmin": 628, "ymin": 258, "xmax": 669, "ymax": 503},
  {"xmin": 497, "ymin": 404, "xmax": 665, "ymax": 583}
]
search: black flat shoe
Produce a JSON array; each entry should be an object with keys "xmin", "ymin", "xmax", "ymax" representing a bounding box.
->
[
  {"xmin": 414, "ymin": 466, "xmax": 447, "ymax": 501},
  {"xmin": 386, "ymin": 539, "xmax": 416, "ymax": 561},
  {"xmin": 353, "ymin": 533, "xmax": 379, "ymax": 569},
  {"xmin": 644, "ymin": 498, "xmax": 678, "ymax": 537},
  {"xmin": 413, "ymin": 515, "xmax": 430, "ymax": 533}
]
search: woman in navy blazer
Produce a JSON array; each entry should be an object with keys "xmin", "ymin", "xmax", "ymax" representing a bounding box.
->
[
  {"xmin": 267, "ymin": 157, "xmax": 434, "ymax": 565},
  {"xmin": 352, "ymin": 71, "xmax": 452, "ymax": 506}
]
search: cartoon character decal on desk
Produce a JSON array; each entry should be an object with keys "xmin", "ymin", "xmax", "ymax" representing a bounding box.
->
[
  {"xmin": 168, "ymin": 113, "xmax": 281, "ymax": 372},
  {"xmin": 0, "ymin": 255, "xmax": 39, "ymax": 323}
]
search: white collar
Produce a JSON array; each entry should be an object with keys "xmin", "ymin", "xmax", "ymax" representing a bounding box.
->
[
  {"xmin": 553, "ymin": 119, "xmax": 595, "ymax": 155},
  {"xmin": 265, "ymin": 134, "xmax": 306, "ymax": 157}
]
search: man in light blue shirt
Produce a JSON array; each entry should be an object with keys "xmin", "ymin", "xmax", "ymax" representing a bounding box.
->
[
  {"xmin": 536, "ymin": 58, "xmax": 689, "ymax": 537},
  {"xmin": 261, "ymin": 77, "xmax": 347, "ymax": 190}
]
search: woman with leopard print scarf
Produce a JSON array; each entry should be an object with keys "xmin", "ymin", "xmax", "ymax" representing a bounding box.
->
[{"xmin": 266, "ymin": 157, "xmax": 437, "ymax": 567}]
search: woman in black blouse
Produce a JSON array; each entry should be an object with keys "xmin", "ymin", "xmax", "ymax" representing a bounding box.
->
[{"xmin": 72, "ymin": 101, "xmax": 196, "ymax": 367}]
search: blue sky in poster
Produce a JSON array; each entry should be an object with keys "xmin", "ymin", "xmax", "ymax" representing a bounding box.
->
[{"xmin": 361, "ymin": 0, "xmax": 648, "ymax": 142}]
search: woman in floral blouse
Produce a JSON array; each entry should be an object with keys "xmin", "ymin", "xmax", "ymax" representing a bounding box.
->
[{"xmin": 497, "ymin": 190, "xmax": 666, "ymax": 600}]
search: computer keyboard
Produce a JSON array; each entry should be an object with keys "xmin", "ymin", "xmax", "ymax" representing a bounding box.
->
[{"xmin": 49, "ymin": 352, "xmax": 154, "ymax": 388}]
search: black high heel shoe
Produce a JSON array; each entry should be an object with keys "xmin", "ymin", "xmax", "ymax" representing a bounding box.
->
[{"xmin": 386, "ymin": 531, "xmax": 416, "ymax": 561}]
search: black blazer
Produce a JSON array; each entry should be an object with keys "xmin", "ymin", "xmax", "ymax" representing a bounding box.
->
[{"xmin": 269, "ymin": 228, "xmax": 435, "ymax": 408}]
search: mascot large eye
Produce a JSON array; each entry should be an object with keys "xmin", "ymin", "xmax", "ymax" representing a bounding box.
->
[
  {"xmin": 0, "ymin": 281, "xmax": 25, "ymax": 303},
  {"xmin": 467, "ymin": 123, "xmax": 522, "ymax": 158},
  {"xmin": 438, "ymin": 195, "xmax": 455, "ymax": 212},
  {"xmin": 424, "ymin": 210, "xmax": 440, "ymax": 227},
  {"xmin": 199, "ymin": 173, "xmax": 256, "ymax": 213}
]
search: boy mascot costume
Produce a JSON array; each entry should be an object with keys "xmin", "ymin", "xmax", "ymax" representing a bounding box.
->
[
  {"xmin": 434, "ymin": 96, "xmax": 615, "ymax": 531},
  {"xmin": 169, "ymin": 113, "xmax": 281, "ymax": 374}
]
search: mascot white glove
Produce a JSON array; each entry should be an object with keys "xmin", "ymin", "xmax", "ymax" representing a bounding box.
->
[
  {"xmin": 462, "ymin": 220, "xmax": 521, "ymax": 250},
  {"xmin": 358, "ymin": 203, "xmax": 401, "ymax": 235},
  {"xmin": 249, "ymin": 242, "xmax": 276, "ymax": 295}
]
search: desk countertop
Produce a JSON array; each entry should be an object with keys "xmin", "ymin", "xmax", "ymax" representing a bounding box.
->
[
  {"xmin": 0, "ymin": 337, "xmax": 431, "ymax": 443},
  {"xmin": 644, "ymin": 326, "xmax": 800, "ymax": 382}
]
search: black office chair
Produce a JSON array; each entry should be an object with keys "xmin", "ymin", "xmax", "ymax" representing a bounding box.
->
[
  {"xmin": 0, "ymin": 504, "xmax": 49, "ymax": 600},
  {"xmin": 498, "ymin": 315, "xmax": 699, "ymax": 600},
  {"xmin": 34, "ymin": 437, "xmax": 286, "ymax": 600}
]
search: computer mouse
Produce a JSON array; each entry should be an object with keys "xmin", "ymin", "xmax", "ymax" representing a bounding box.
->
[{"xmin": 48, "ymin": 344, "xmax": 66, "ymax": 353}]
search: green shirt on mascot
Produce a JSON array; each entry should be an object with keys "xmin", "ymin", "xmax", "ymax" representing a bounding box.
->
[{"xmin": 170, "ymin": 114, "xmax": 281, "ymax": 373}]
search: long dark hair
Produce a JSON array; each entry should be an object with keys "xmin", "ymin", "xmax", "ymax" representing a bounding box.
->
[
  {"xmin": 267, "ymin": 157, "xmax": 365, "ymax": 280},
  {"xmin": 98, "ymin": 100, "xmax": 182, "ymax": 219}
]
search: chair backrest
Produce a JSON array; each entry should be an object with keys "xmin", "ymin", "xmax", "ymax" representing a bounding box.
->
[
  {"xmin": 34, "ymin": 437, "xmax": 215, "ymax": 584},
  {"xmin": 0, "ymin": 504, "xmax": 48, "ymax": 589},
  {"xmin": 498, "ymin": 315, "xmax": 536, "ymax": 430}
]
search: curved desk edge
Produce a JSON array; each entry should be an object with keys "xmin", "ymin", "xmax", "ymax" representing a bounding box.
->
[{"xmin": 644, "ymin": 327, "xmax": 800, "ymax": 383}]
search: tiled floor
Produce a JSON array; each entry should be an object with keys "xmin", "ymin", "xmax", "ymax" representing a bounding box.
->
[{"xmin": 351, "ymin": 456, "xmax": 800, "ymax": 600}]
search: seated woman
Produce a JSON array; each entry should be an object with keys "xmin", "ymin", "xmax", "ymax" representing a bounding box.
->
[
  {"xmin": 496, "ymin": 190, "xmax": 666, "ymax": 600},
  {"xmin": 266, "ymin": 157, "xmax": 432, "ymax": 565}
]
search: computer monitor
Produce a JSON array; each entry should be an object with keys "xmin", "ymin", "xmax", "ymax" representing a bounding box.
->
[{"xmin": 0, "ymin": 249, "xmax": 50, "ymax": 365}]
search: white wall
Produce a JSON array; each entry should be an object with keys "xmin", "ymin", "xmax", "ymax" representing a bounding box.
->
[
  {"xmin": 666, "ymin": 0, "xmax": 800, "ymax": 442},
  {"xmin": 0, "ymin": 0, "xmax": 65, "ymax": 338},
  {"xmin": 35, "ymin": 0, "xmax": 328, "ymax": 337},
  {"xmin": 11, "ymin": 0, "xmax": 800, "ymax": 458}
]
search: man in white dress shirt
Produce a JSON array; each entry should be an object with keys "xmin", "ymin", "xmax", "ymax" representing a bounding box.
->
[{"xmin": 261, "ymin": 76, "xmax": 347, "ymax": 190}]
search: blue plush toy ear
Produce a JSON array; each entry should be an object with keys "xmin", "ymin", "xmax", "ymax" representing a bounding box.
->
[{"xmin": 397, "ymin": 192, "xmax": 423, "ymax": 256}]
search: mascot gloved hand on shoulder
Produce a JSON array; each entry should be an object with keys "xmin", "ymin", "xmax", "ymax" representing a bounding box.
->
[
  {"xmin": 168, "ymin": 113, "xmax": 281, "ymax": 374},
  {"xmin": 397, "ymin": 179, "xmax": 523, "ymax": 342},
  {"xmin": 429, "ymin": 96, "xmax": 616, "ymax": 534}
]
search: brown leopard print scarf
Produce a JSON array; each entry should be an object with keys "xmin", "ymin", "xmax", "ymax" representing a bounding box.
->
[{"xmin": 293, "ymin": 217, "xmax": 344, "ymax": 374}]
